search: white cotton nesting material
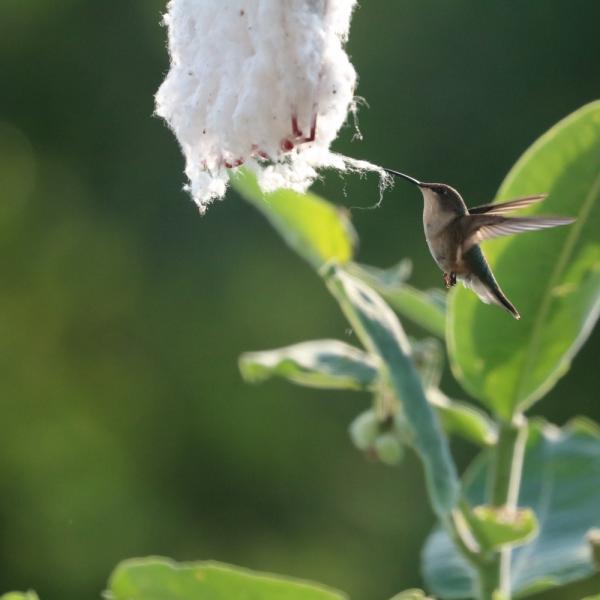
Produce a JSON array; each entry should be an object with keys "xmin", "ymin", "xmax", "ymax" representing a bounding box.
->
[{"xmin": 156, "ymin": 0, "xmax": 383, "ymax": 213}]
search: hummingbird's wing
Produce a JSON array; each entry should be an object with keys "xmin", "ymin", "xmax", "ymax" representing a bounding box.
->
[
  {"xmin": 461, "ymin": 214, "xmax": 575, "ymax": 251},
  {"xmin": 469, "ymin": 194, "xmax": 547, "ymax": 215}
]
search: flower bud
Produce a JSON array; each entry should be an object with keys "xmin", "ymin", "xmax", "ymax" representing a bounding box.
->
[
  {"xmin": 349, "ymin": 410, "xmax": 379, "ymax": 451},
  {"xmin": 374, "ymin": 432, "xmax": 404, "ymax": 466}
]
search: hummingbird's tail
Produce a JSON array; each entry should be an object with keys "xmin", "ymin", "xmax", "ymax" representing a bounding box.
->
[
  {"xmin": 461, "ymin": 246, "xmax": 521, "ymax": 319},
  {"xmin": 462, "ymin": 274, "xmax": 520, "ymax": 319}
]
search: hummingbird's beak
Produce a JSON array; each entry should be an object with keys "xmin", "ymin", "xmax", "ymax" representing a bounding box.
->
[{"xmin": 383, "ymin": 168, "xmax": 422, "ymax": 187}]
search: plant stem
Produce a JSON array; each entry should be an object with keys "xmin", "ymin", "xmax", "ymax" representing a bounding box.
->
[
  {"xmin": 443, "ymin": 501, "xmax": 500, "ymax": 600},
  {"xmin": 445, "ymin": 416, "xmax": 528, "ymax": 599},
  {"xmin": 477, "ymin": 560, "xmax": 502, "ymax": 600},
  {"xmin": 489, "ymin": 416, "xmax": 526, "ymax": 507},
  {"xmin": 487, "ymin": 414, "xmax": 528, "ymax": 598},
  {"xmin": 445, "ymin": 503, "xmax": 485, "ymax": 568}
]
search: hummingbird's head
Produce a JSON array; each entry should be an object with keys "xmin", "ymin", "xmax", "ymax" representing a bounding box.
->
[
  {"xmin": 418, "ymin": 182, "xmax": 466, "ymax": 213},
  {"xmin": 383, "ymin": 168, "xmax": 467, "ymax": 213}
]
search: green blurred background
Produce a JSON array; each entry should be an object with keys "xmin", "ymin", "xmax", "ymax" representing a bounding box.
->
[{"xmin": 1, "ymin": 2, "xmax": 599, "ymax": 599}]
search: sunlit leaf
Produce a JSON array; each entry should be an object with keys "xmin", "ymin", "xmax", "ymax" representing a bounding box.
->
[
  {"xmin": 449, "ymin": 101, "xmax": 600, "ymax": 419},
  {"xmin": 0, "ymin": 594, "xmax": 39, "ymax": 600},
  {"xmin": 108, "ymin": 557, "xmax": 347, "ymax": 600},
  {"xmin": 427, "ymin": 389, "xmax": 497, "ymax": 447},
  {"xmin": 239, "ymin": 340, "xmax": 378, "ymax": 390},
  {"xmin": 388, "ymin": 590, "xmax": 433, "ymax": 600},
  {"xmin": 231, "ymin": 169, "xmax": 356, "ymax": 269},
  {"xmin": 423, "ymin": 418, "xmax": 600, "ymax": 598},
  {"xmin": 348, "ymin": 262, "xmax": 446, "ymax": 339},
  {"xmin": 324, "ymin": 265, "xmax": 459, "ymax": 517}
]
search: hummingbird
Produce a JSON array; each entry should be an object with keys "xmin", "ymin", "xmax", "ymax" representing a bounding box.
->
[{"xmin": 383, "ymin": 168, "xmax": 575, "ymax": 319}]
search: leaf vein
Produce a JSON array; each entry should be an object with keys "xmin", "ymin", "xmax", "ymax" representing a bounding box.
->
[{"xmin": 512, "ymin": 167, "xmax": 600, "ymax": 407}]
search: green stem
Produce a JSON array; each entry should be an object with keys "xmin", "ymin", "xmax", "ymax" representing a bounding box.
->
[
  {"xmin": 445, "ymin": 503, "xmax": 485, "ymax": 569},
  {"xmin": 444, "ymin": 416, "xmax": 528, "ymax": 600},
  {"xmin": 477, "ymin": 560, "xmax": 502, "ymax": 600},
  {"xmin": 487, "ymin": 415, "xmax": 528, "ymax": 598},
  {"xmin": 489, "ymin": 417, "xmax": 526, "ymax": 506},
  {"xmin": 447, "ymin": 500, "xmax": 502, "ymax": 600}
]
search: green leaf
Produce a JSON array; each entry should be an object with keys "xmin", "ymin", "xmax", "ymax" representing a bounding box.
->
[
  {"xmin": 324, "ymin": 265, "xmax": 459, "ymax": 517},
  {"xmin": 239, "ymin": 340, "xmax": 378, "ymax": 390},
  {"xmin": 0, "ymin": 594, "xmax": 39, "ymax": 600},
  {"xmin": 108, "ymin": 557, "xmax": 347, "ymax": 600},
  {"xmin": 448, "ymin": 101, "xmax": 600, "ymax": 419},
  {"xmin": 412, "ymin": 339, "xmax": 497, "ymax": 446},
  {"xmin": 467, "ymin": 505, "xmax": 538, "ymax": 551},
  {"xmin": 348, "ymin": 262, "xmax": 446, "ymax": 339},
  {"xmin": 388, "ymin": 590, "xmax": 433, "ymax": 600},
  {"xmin": 427, "ymin": 389, "xmax": 497, "ymax": 447},
  {"xmin": 231, "ymin": 169, "xmax": 356, "ymax": 269},
  {"xmin": 423, "ymin": 418, "xmax": 600, "ymax": 598},
  {"xmin": 411, "ymin": 337, "xmax": 444, "ymax": 390}
]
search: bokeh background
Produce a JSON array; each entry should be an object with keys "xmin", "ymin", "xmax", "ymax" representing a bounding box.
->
[{"xmin": 1, "ymin": 2, "xmax": 600, "ymax": 599}]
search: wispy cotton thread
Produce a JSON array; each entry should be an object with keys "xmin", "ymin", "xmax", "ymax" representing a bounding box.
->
[{"xmin": 155, "ymin": 0, "xmax": 386, "ymax": 213}]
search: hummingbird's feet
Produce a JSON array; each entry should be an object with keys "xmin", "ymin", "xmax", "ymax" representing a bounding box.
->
[{"xmin": 444, "ymin": 272, "xmax": 457, "ymax": 288}]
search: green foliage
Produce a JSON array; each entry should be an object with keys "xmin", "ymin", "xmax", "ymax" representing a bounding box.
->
[
  {"xmin": 373, "ymin": 431, "xmax": 405, "ymax": 466},
  {"xmin": 466, "ymin": 505, "xmax": 538, "ymax": 551},
  {"xmin": 232, "ymin": 103, "xmax": 600, "ymax": 600},
  {"xmin": 240, "ymin": 336, "xmax": 489, "ymax": 448},
  {"xmin": 239, "ymin": 340, "xmax": 378, "ymax": 390},
  {"xmin": 448, "ymin": 101, "xmax": 600, "ymax": 420},
  {"xmin": 411, "ymin": 337, "xmax": 444, "ymax": 390},
  {"xmin": 427, "ymin": 389, "xmax": 497, "ymax": 447},
  {"xmin": 423, "ymin": 419, "xmax": 600, "ymax": 598},
  {"xmin": 324, "ymin": 266, "xmax": 459, "ymax": 517},
  {"xmin": 0, "ymin": 594, "xmax": 39, "ymax": 600},
  {"xmin": 349, "ymin": 410, "xmax": 381, "ymax": 450},
  {"xmin": 412, "ymin": 340, "xmax": 497, "ymax": 447},
  {"xmin": 347, "ymin": 262, "xmax": 446, "ymax": 339},
  {"xmin": 589, "ymin": 529, "xmax": 600, "ymax": 568},
  {"xmin": 388, "ymin": 590, "xmax": 433, "ymax": 600},
  {"xmin": 4, "ymin": 4, "xmax": 600, "ymax": 600},
  {"xmin": 348, "ymin": 410, "xmax": 405, "ymax": 464},
  {"xmin": 108, "ymin": 558, "xmax": 346, "ymax": 600},
  {"xmin": 230, "ymin": 169, "xmax": 357, "ymax": 269},
  {"xmin": 5, "ymin": 102, "xmax": 597, "ymax": 600}
]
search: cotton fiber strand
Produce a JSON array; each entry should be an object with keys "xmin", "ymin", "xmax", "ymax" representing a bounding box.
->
[{"xmin": 156, "ymin": 0, "xmax": 382, "ymax": 212}]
